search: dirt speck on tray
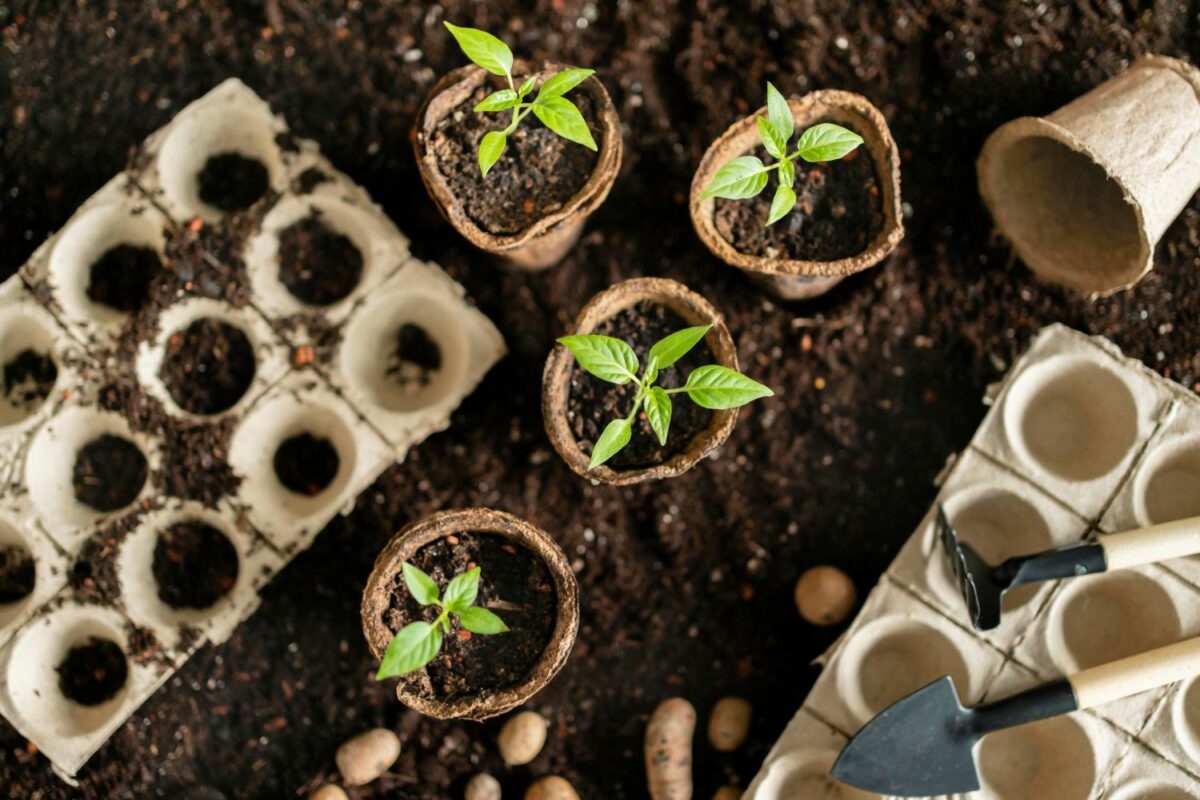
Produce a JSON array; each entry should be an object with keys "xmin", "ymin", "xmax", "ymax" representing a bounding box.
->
[
  {"xmin": 387, "ymin": 323, "xmax": 442, "ymax": 389},
  {"xmin": 197, "ymin": 152, "xmax": 270, "ymax": 213},
  {"xmin": 72, "ymin": 433, "xmax": 148, "ymax": 512},
  {"xmin": 57, "ymin": 637, "xmax": 128, "ymax": 706},
  {"xmin": 160, "ymin": 318, "xmax": 257, "ymax": 415},
  {"xmin": 2, "ymin": 348, "xmax": 57, "ymax": 412},
  {"xmin": 153, "ymin": 521, "xmax": 240, "ymax": 610},
  {"xmin": 87, "ymin": 244, "xmax": 160, "ymax": 313},
  {"xmin": 277, "ymin": 211, "xmax": 363, "ymax": 306},
  {"xmin": 430, "ymin": 81, "xmax": 600, "ymax": 235},
  {"xmin": 0, "ymin": 544, "xmax": 35, "ymax": 605},
  {"xmin": 382, "ymin": 533, "xmax": 556, "ymax": 701}
]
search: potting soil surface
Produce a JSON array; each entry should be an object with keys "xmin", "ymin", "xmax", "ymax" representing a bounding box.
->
[{"xmin": 2, "ymin": 2, "xmax": 1200, "ymax": 798}]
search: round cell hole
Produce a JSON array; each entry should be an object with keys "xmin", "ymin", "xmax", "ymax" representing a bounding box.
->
[
  {"xmin": 86, "ymin": 244, "xmax": 160, "ymax": 314},
  {"xmin": 1054, "ymin": 571, "xmax": 1180, "ymax": 672},
  {"xmin": 979, "ymin": 715, "xmax": 1095, "ymax": 799},
  {"xmin": 0, "ymin": 541, "xmax": 35, "ymax": 606},
  {"xmin": 57, "ymin": 636, "xmax": 128, "ymax": 707},
  {"xmin": 388, "ymin": 323, "xmax": 443, "ymax": 391},
  {"xmin": 72, "ymin": 433, "xmax": 148, "ymax": 513},
  {"xmin": 1138, "ymin": 439, "xmax": 1200, "ymax": 526},
  {"xmin": 2, "ymin": 348, "xmax": 57, "ymax": 423},
  {"xmin": 273, "ymin": 433, "xmax": 340, "ymax": 497},
  {"xmin": 161, "ymin": 317, "xmax": 257, "ymax": 416},
  {"xmin": 759, "ymin": 753, "xmax": 877, "ymax": 800},
  {"xmin": 197, "ymin": 152, "xmax": 270, "ymax": 213},
  {"xmin": 152, "ymin": 521, "xmax": 239, "ymax": 611},
  {"xmin": 277, "ymin": 211, "xmax": 364, "ymax": 306}
]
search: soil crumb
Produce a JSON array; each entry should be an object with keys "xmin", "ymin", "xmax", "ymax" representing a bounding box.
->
[
  {"xmin": 87, "ymin": 244, "xmax": 160, "ymax": 313},
  {"xmin": 277, "ymin": 211, "xmax": 363, "ymax": 306},
  {"xmin": 387, "ymin": 323, "xmax": 442, "ymax": 389},
  {"xmin": 161, "ymin": 318, "xmax": 257, "ymax": 415},
  {"xmin": 0, "ymin": 544, "xmax": 35, "ymax": 604},
  {"xmin": 153, "ymin": 521, "xmax": 240, "ymax": 610},
  {"xmin": 197, "ymin": 152, "xmax": 270, "ymax": 212},
  {"xmin": 2, "ymin": 348, "xmax": 57, "ymax": 413},
  {"xmin": 57, "ymin": 637, "xmax": 128, "ymax": 706},
  {"xmin": 72, "ymin": 433, "xmax": 148, "ymax": 512},
  {"xmin": 273, "ymin": 433, "xmax": 339, "ymax": 496}
]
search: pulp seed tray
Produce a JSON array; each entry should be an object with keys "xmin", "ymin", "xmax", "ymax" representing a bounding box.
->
[
  {"xmin": 747, "ymin": 324, "xmax": 1200, "ymax": 799},
  {"xmin": 0, "ymin": 79, "xmax": 504, "ymax": 780}
]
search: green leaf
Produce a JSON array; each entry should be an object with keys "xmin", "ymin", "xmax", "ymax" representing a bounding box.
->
[
  {"xmin": 533, "ymin": 96, "xmax": 597, "ymax": 150},
  {"xmin": 648, "ymin": 325, "xmax": 711, "ymax": 370},
  {"xmin": 517, "ymin": 75, "xmax": 538, "ymax": 98},
  {"xmin": 478, "ymin": 130, "xmax": 507, "ymax": 177},
  {"xmin": 643, "ymin": 356, "xmax": 659, "ymax": 386},
  {"xmin": 557, "ymin": 335, "xmax": 639, "ymax": 384},
  {"xmin": 458, "ymin": 606, "xmax": 510, "ymax": 635},
  {"xmin": 684, "ymin": 365, "xmax": 775, "ymax": 409},
  {"xmin": 589, "ymin": 418, "xmax": 632, "ymax": 469},
  {"xmin": 474, "ymin": 89, "xmax": 519, "ymax": 112},
  {"xmin": 402, "ymin": 562, "xmax": 440, "ymax": 606},
  {"xmin": 444, "ymin": 22, "xmax": 513, "ymax": 77},
  {"xmin": 700, "ymin": 156, "xmax": 769, "ymax": 201},
  {"xmin": 756, "ymin": 116, "xmax": 787, "ymax": 160},
  {"xmin": 795, "ymin": 122, "xmax": 864, "ymax": 162},
  {"xmin": 535, "ymin": 68, "xmax": 594, "ymax": 101},
  {"xmin": 443, "ymin": 567, "xmax": 481, "ymax": 611},
  {"xmin": 779, "ymin": 158, "xmax": 795, "ymax": 188},
  {"xmin": 766, "ymin": 82, "xmax": 794, "ymax": 144},
  {"xmin": 376, "ymin": 621, "xmax": 443, "ymax": 679},
  {"xmin": 644, "ymin": 387, "xmax": 672, "ymax": 446},
  {"xmin": 766, "ymin": 183, "xmax": 797, "ymax": 226}
]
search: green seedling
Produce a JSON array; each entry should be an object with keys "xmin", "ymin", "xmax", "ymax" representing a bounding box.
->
[
  {"xmin": 700, "ymin": 83, "xmax": 865, "ymax": 226},
  {"xmin": 444, "ymin": 21, "xmax": 598, "ymax": 177},
  {"xmin": 558, "ymin": 325, "xmax": 774, "ymax": 469},
  {"xmin": 375, "ymin": 563, "xmax": 508, "ymax": 680}
]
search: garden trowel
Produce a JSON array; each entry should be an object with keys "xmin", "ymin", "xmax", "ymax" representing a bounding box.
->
[
  {"xmin": 936, "ymin": 504, "xmax": 1200, "ymax": 630},
  {"xmin": 831, "ymin": 636, "xmax": 1200, "ymax": 797}
]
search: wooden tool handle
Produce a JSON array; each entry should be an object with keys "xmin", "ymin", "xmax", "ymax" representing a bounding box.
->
[
  {"xmin": 1100, "ymin": 515, "xmax": 1200, "ymax": 571},
  {"xmin": 1069, "ymin": 636, "xmax": 1200, "ymax": 710}
]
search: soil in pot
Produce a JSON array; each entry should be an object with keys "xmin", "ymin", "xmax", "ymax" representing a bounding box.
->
[
  {"xmin": 152, "ymin": 521, "xmax": 240, "ymax": 610},
  {"xmin": 197, "ymin": 152, "xmax": 270, "ymax": 213},
  {"xmin": 714, "ymin": 127, "xmax": 884, "ymax": 261},
  {"xmin": 567, "ymin": 301, "xmax": 715, "ymax": 471},
  {"xmin": 0, "ymin": 544, "xmax": 35, "ymax": 604},
  {"xmin": 87, "ymin": 244, "xmax": 160, "ymax": 313},
  {"xmin": 161, "ymin": 318, "xmax": 257, "ymax": 415},
  {"xmin": 273, "ymin": 432, "xmax": 339, "ymax": 496},
  {"xmin": 429, "ymin": 82, "xmax": 601, "ymax": 235},
  {"xmin": 57, "ymin": 636, "xmax": 128, "ymax": 706},
  {"xmin": 3, "ymin": 348, "xmax": 57, "ymax": 413},
  {"xmin": 277, "ymin": 211, "xmax": 363, "ymax": 306},
  {"xmin": 387, "ymin": 323, "xmax": 442, "ymax": 389},
  {"xmin": 72, "ymin": 433, "xmax": 148, "ymax": 512},
  {"xmin": 383, "ymin": 532, "xmax": 557, "ymax": 701}
]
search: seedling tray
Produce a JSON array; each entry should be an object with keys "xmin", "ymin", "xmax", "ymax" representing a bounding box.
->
[
  {"xmin": 746, "ymin": 324, "xmax": 1200, "ymax": 799},
  {"xmin": 0, "ymin": 79, "xmax": 504, "ymax": 780}
]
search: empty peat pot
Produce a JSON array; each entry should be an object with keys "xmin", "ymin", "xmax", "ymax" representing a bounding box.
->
[
  {"xmin": 979, "ymin": 55, "xmax": 1200, "ymax": 295},
  {"xmin": 542, "ymin": 277, "xmax": 739, "ymax": 484},
  {"xmin": 414, "ymin": 61, "xmax": 622, "ymax": 271},
  {"xmin": 690, "ymin": 89, "xmax": 904, "ymax": 300},
  {"xmin": 361, "ymin": 508, "xmax": 579, "ymax": 720}
]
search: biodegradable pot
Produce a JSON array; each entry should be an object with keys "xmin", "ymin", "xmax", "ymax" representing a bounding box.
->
[
  {"xmin": 414, "ymin": 61, "xmax": 623, "ymax": 271},
  {"xmin": 690, "ymin": 90, "xmax": 904, "ymax": 301},
  {"xmin": 542, "ymin": 277, "xmax": 739, "ymax": 484},
  {"xmin": 979, "ymin": 55, "xmax": 1200, "ymax": 295},
  {"xmin": 360, "ymin": 508, "xmax": 579, "ymax": 721}
]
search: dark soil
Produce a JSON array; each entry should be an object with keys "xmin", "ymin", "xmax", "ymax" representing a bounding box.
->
[
  {"xmin": 160, "ymin": 318, "xmax": 256, "ymax": 416},
  {"xmin": 86, "ymin": 244, "xmax": 160, "ymax": 313},
  {"xmin": 567, "ymin": 302, "xmax": 715, "ymax": 470},
  {"xmin": 387, "ymin": 323, "xmax": 443, "ymax": 389},
  {"xmin": 273, "ymin": 433, "xmax": 339, "ymax": 496},
  {"xmin": 382, "ymin": 533, "xmax": 557, "ymax": 701},
  {"xmin": 72, "ymin": 434, "xmax": 147, "ymax": 513},
  {"xmin": 152, "ymin": 522, "xmax": 240, "ymax": 610},
  {"xmin": 196, "ymin": 153, "xmax": 270, "ymax": 213},
  {"xmin": 0, "ymin": 545, "xmax": 35, "ymax": 605},
  {"xmin": 430, "ymin": 81, "xmax": 601, "ymax": 235},
  {"xmin": 2, "ymin": 349, "xmax": 56, "ymax": 413},
  {"xmin": 57, "ymin": 637, "xmax": 128, "ymax": 707},
  {"xmin": 5, "ymin": 3, "xmax": 1200, "ymax": 800},
  {"xmin": 277, "ymin": 211, "xmax": 363, "ymax": 306}
]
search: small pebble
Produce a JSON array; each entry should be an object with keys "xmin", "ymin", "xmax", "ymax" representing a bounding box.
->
[
  {"xmin": 498, "ymin": 710, "xmax": 549, "ymax": 766},
  {"xmin": 794, "ymin": 566, "xmax": 857, "ymax": 626},
  {"xmin": 466, "ymin": 772, "xmax": 502, "ymax": 800},
  {"xmin": 713, "ymin": 788, "xmax": 742, "ymax": 800},
  {"xmin": 310, "ymin": 786, "xmax": 349, "ymax": 800},
  {"xmin": 708, "ymin": 697, "xmax": 752, "ymax": 752},
  {"xmin": 525, "ymin": 776, "xmax": 580, "ymax": 800},
  {"xmin": 335, "ymin": 727, "xmax": 401, "ymax": 785}
]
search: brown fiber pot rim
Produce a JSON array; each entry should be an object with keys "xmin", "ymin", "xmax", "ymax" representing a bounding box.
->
[
  {"xmin": 541, "ymin": 277, "xmax": 740, "ymax": 485},
  {"xmin": 690, "ymin": 89, "xmax": 904, "ymax": 280},
  {"xmin": 413, "ymin": 61, "xmax": 623, "ymax": 257},
  {"xmin": 361, "ymin": 508, "xmax": 580, "ymax": 721}
]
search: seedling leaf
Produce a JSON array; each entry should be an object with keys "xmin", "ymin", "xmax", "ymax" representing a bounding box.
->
[
  {"xmin": 766, "ymin": 82, "xmax": 794, "ymax": 143},
  {"xmin": 795, "ymin": 122, "xmax": 864, "ymax": 163},
  {"xmin": 533, "ymin": 96, "xmax": 597, "ymax": 150},
  {"xmin": 474, "ymin": 89, "xmax": 519, "ymax": 112},
  {"xmin": 458, "ymin": 606, "xmax": 510, "ymax": 635},
  {"xmin": 536, "ymin": 68, "xmax": 594, "ymax": 101},
  {"xmin": 518, "ymin": 75, "xmax": 538, "ymax": 98},
  {"xmin": 648, "ymin": 325, "xmax": 711, "ymax": 370},
  {"xmin": 684, "ymin": 365, "xmax": 775, "ymax": 409},
  {"xmin": 766, "ymin": 183, "xmax": 797, "ymax": 226},
  {"xmin": 779, "ymin": 158, "xmax": 795, "ymax": 188},
  {"xmin": 645, "ymin": 387, "xmax": 672, "ymax": 446},
  {"xmin": 558, "ymin": 335, "xmax": 639, "ymax": 384},
  {"xmin": 376, "ymin": 621, "xmax": 442, "ymax": 679},
  {"xmin": 701, "ymin": 156, "xmax": 768, "ymax": 201},
  {"xmin": 479, "ymin": 130, "xmax": 507, "ymax": 176},
  {"xmin": 444, "ymin": 22, "xmax": 513, "ymax": 77},
  {"xmin": 757, "ymin": 116, "xmax": 787, "ymax": 160},
  {"xmin": 402, "ymin": 562, "xmax": 440, "ymax": 606},
  {"xmin": 590, "ymin": 418, "xmax": 632, "ymax": 469},
  {"xmin": 443, "ymin": 567, "xmax": 481, "ymax": 611}
]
